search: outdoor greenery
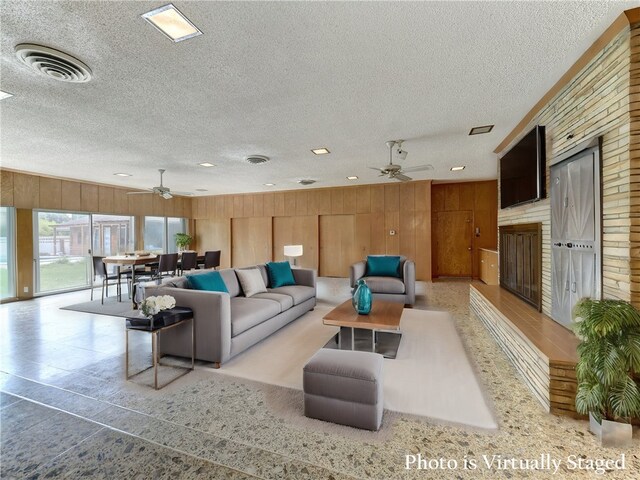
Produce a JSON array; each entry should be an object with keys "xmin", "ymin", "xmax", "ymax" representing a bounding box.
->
[
  {"xmin": 175, "ymin": 233, "xmax": 193, "ymax": 250},
  {"xmin": 39, "ymin": 257, "xmax": 89, "ymax": 292},
  {"xmin": 573, "ymin": 298, "xmax": 640, "ymax": 423},
  {"xmin": 0, "ymin": 266, "xmax": 9, "ymax": 298}
]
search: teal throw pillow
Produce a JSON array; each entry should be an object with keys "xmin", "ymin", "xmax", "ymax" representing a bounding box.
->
[
  {"xmin": 366, "ymin": 256, "xmax": 401, "ymax": 277},
  {"xmin": 187, "ymin": 271, "xmax": 229, "ymax": 293},
  {"xmin": 266, "ymin": 261, "xmax": 296, "ymax": 288}
]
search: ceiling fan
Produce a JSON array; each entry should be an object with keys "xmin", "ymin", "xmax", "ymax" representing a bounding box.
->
[
  {"xmin": 126, "ymin": 169, "xmax": 191, "ymax": 199},
  {"xmin": 369, "ymin": 140, "xmax": 433, "ymax": 182}
]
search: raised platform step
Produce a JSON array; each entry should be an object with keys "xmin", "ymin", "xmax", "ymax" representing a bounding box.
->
[{"xmin": 470, "ymin": 283, "xmax": 581, "ymax": 418}]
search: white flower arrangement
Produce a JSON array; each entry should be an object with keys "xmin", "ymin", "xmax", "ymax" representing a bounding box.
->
[{"xmin": 140, "ymin": 295, "xmax": 176, "ymax": 318}]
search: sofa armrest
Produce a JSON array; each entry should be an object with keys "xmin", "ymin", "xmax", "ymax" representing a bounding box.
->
[
  {"xmin": 145, "ymin": 285, "xmax": 232, "ymax": 363},
  {"xmin": 350, "ymin": 261, "xmax": 366, "ymax": 287},
  {"xmin": 292, "ymin": 268, "xmax": 317, "ymax": 289},
  {"xmin": 403, "ymin": 260, "xmax": 416, "ymax": 305}
]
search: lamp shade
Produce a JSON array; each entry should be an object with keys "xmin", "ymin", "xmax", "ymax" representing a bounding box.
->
[{"xmin": 283, "ymin": 245, "xmax": 303, "ymax": 257}]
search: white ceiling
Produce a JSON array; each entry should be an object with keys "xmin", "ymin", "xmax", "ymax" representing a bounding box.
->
[{"xmin": 0, "ymin": 1, "xmax": 636, "ymax": 195}]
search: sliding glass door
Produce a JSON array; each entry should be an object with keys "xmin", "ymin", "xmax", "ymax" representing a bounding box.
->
[
  {"xmin": 91, "ymin": 214, "xmax": 135, "ymax": 256},
  {"xmin": 34, "ymin": 211, "xmax": 92, "ymax": 294},
  {"xmin": 0, "ymin": 207, "xmax": 16, "ymax": 300}
]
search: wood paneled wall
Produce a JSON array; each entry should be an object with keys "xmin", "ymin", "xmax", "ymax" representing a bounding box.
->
[
  {"xmin": 0, "ymin": 170, "xmax": 191, "ymax": 218},
  {"xmin": 192, "ymin": 181, "xmax": 433, "ymax": 279},
  {"xmin": 431, "ymin": 181, "xmax": 498, "ymax": 278}
]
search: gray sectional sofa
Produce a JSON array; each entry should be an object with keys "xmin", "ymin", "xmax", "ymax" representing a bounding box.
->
[{"xmin": 145, "ymin": 265, "xmax": 316, "ymax": 367}]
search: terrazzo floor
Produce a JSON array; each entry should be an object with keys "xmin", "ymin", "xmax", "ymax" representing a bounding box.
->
[{"xmin": 1, "ymin": 279, "xmax": 639, "ymax": 479}]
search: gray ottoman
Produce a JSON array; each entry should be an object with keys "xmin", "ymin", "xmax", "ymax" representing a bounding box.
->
[{"xmin": 303, "ymin": 349, "xmax": 384, "ymax": 431}]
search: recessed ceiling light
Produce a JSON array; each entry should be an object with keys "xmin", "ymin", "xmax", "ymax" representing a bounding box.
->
[
  {"xmin": 0, "ymin": 90, "xmax": 13, "ymax": 100},
  {"xmin": 311, "ymin": 148, "xmax": 330, "ymax": 155},
  {"xmin": 469, "ymin": 125, "xmax": 494, "ymax": 135},
  {"xmin": 114, "ymin": 173, "xmax": 131, "ymax": 177},
  {"xmin": 198, "ymin": 162, "xmax": 215, "ymax": 167},
  {"xmin": 195, "ymin": 188, "xmax": 208, "ymax": 192},
  {"xmin": 450, "ymin": 166, "xmax": 466, "ymax": 171},
  {"xmin": 142, "ymin": 4, "xmax": 202, "ymax": 43},
  {"xmin": 264, "ymin": 183, "xmax": 275, "ymax": 187},
  {"xmin": 346, "ymin": 176, "xmax": 359, "ymax": 180},
  {"xmin": 298, "ymin": 179, "xmax": 316, "ymax": 185}
]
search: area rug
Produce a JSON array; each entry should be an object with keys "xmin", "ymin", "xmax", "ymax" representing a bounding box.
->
[
  {"xmin": 209, "ymin": 306, "xmax": 498, "ymax": 430},
  {"xmin": 60, "ymin": 297, "xmax": 134, "ymax": 317}
]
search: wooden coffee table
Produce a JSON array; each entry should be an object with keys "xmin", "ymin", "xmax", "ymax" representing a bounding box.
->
[{"xmin": 322, "ymin": 300, "xmax": 404, "ymax": 358}]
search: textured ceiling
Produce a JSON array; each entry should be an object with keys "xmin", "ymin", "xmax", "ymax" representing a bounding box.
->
[{"xmin": 0, "ymin": 1, "xmax": 636, "ymax": 195}]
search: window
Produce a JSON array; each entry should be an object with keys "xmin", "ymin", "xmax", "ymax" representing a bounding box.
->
[
  {"xmin": 91, "ymin": 214, "xmax": 135, "ymax": 256},
  {"xmin": 144, "ymin": 216, "xmax": 187, "ymax": 254},
  {"xmin": 0, "ymin": 207, "xmax": 16, "ymax": 300},
  {"xmin": 34, "ymin": 211, "xmax": 91, "ymax": 294}
]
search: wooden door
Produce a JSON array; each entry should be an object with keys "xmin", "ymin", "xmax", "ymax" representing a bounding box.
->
[
  {"xmin": 435, "ymin": 210, "xmax": 473, "ymax": 277},
  {"xmin": 319, "ymin": 215, "xmax": 356, "ymax": 277}
]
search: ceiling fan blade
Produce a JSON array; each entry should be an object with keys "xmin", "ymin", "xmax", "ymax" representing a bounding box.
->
[
  {"xmin": 126, "ymin": 191, "xmax": 153, "ymax": 195},
  {"xmin": 172, "ymin": 191, "xmax": 194, "ymax": 196},
  {"xmin": 368, "ymin": 166, "xmax": 386, "ymax": 172},
  {"xmin": 401, "ymin": 164, "xmax": 434, "ymax": 173},
  {"xmin": 394, "ymin": 173, "xmax": 412, "ymax": 182}
]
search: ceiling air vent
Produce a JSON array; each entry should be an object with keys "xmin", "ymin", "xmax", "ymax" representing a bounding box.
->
[
  {"xmin": 298, "ymin": 179, "xmax": 316, "ymax": 186},
  {"xmin": 15, "ymin": 44, "xmax": 92, "ymax": 83},
  {"xmin": 245, "ymin": 155, "xmax": 269, "ymax": 165}
]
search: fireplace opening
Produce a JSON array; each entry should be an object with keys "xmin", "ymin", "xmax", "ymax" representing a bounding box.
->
[{"xmin": 499, "ymin": 223, "xmax": 542, "ymax": 311}]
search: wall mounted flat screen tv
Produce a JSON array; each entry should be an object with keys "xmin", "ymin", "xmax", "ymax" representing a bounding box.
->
[{"xmin": 500, "ymin": 125, "xmax": 546, "ymax": 209}]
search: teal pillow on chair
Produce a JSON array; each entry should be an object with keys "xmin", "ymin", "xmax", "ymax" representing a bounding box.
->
[
  {"xmin": 187, "ymin": 271, "xmax": 229, "ymax": 292},
  {"xmin": 266, "ymin": 261, "xmax": 296, "ymax": 288},
  {"xmin": 366, "ymin": 256, "xmax": 401, "ymax": 277}
]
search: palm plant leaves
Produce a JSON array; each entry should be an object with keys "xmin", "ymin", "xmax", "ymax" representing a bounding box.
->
[
  {"xmin": 573, "ymin": 298, "xmax": 640, "ymax": 423},
  {"xmin": 609, "ymin": 376, "xmax": 640, "ymax": 420}
]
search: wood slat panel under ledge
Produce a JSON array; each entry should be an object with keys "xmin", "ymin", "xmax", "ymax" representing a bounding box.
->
[{"xmin": 470, "ymin": 283, "xmax": 582, "ymax": 418}]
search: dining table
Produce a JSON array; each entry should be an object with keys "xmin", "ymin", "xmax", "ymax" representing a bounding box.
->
[{"xmin": 103, "ymin": 254, "xmax": 158, "ymax": 307}]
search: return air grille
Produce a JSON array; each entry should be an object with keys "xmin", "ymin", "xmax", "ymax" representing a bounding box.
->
[
  {"xmin": 245, "ymin": 155, "xmax": 270, "ymax": 165},
  {"xmin": 15, "ymin": 44, "xmax": 92, "ymax": 83}
]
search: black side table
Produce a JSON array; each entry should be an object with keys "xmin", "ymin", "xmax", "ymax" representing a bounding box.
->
[{"xmin": 125, "ymin": 307, "xmax": 194, "ymax": 390}]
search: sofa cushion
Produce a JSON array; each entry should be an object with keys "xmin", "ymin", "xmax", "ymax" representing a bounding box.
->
[
  {"xmin": 187, "ymin": 271, "xmax": 228, "ymax": 292},
  {"xmin": 235, "ymin": 268, "xmax": 268, "ymax": 297},
  {"xmin": 266, "ymin": 261, "xmax": 296, "ymax": 288},
  {"xmin": 251, "ymin": 292, "xmax": 294, "ymax": 312},
  {"xmin": 219, "ymin": 268, "xmax": 241, "ymax": 297},
  {"xmin": 268, "ymin": 285, "xmax": 315, "ymax": 306},
  {"xmin": 230, "ymin": 297, "xmax": 281, "ymax": 336},
  {"xmin": 363, "ymin": 276, "xmax": 405, "ymax": 294},
  {"xmin": 366, "ymin": 255, "xmax": 401, "ymax": 277}
]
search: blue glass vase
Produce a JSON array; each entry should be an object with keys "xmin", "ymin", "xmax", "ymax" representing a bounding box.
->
[{"xmin": 352, "ymin": 279, "xmax": 372, "ymax": 315}]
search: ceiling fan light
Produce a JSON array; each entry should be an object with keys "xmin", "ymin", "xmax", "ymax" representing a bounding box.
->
[{"xmin": 161, "ymin": 191, "xmax": 173, "ymax": 199}]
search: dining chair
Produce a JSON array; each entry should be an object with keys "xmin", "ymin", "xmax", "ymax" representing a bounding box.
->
[
  {"xmin": 91, "ymin": 256, "xmax": 122, "ymax": 304},
  {"xmin": 180, "ymin": 251, "xmax": 198, "ymax": 275},
  {"xmin": 203, "ymin": 250, "xmax": 221, "ymax": 269},
  {"xmin": 155, "ymin": 253, "xmax": 179, "ymax": 278}
]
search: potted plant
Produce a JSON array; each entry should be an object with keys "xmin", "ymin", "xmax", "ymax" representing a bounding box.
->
[
  {"xmin": 573, "ymin": 298, "xmax": 640, "ymax": 447},
  {"xmin": 175, "ymin": 233, "xmax": 193, "ymax": 252}
]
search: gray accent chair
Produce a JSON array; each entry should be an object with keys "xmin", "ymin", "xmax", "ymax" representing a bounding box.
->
[
  {"xmin": 350, "ymin": 255, "xmax": 416, "ymax": 306},
  {"xmin": 145, "ymin": 265, "xmax": 316, "ymax": 368},
  {"xmin": 303, "ymin": 349, "xmax": 384, "ymax": 431}
]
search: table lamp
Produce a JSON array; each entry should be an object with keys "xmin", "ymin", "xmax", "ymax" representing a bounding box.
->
[{"xmin": 283, "ymin": 245, "xmax": 303, "ymax": 266}]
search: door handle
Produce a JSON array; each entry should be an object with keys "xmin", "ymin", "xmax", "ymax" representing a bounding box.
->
[
  {"xmin": 565, "ymin": 281, "xmax": 570, "ymax": 291},
  {"xmin": 571, "ymin": 282, "xmax": 576, "ymax": 293},
  {"xmin": 467, "ymin": 247, "xmax": 472, "ymax": 251}
]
